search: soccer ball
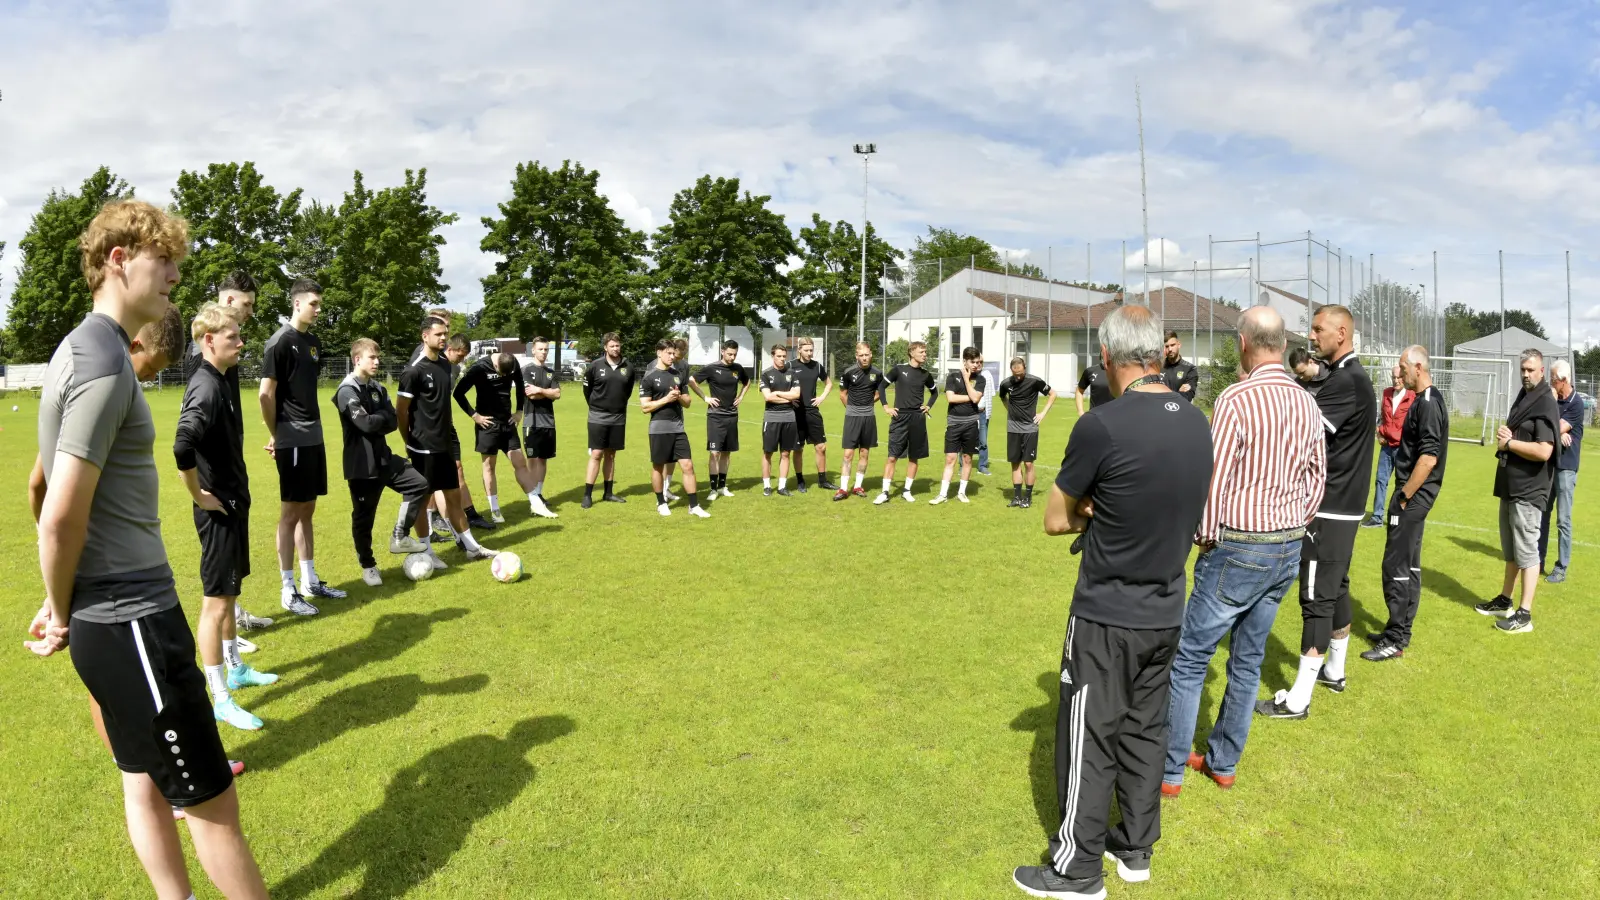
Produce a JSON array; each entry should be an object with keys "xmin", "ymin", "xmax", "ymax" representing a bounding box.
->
[
  {"xmin": 403, "ymin": 552, "xmax": 435, "ymax": 582},
  {"xmin": 490, "ymin": 552, "xmax": 522, "ymax": 583}
]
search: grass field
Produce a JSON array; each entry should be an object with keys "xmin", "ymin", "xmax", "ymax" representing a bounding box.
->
[{"xmin": 1, "ymin": 383, "xmax": 1597, "ymax": 899}]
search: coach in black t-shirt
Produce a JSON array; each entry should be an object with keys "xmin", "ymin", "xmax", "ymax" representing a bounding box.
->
[
  {"xmin": 930, "ymin": 347, "xmax": 985, "ymax": 505},
  {"xmin": 1161, "ymin": 331, "xmax": 1199, "ymax": 402},
  {"xmin": 874, "ymin": 341, "xmax": 939, "ymax": 504},
  {"xmin": 690, "ymin": 339, "xmax": 751, "ymax": 498},
  {"xmin": 1076, "ymin": 362, "xmax": 1111, "ymax": 413},
  {"xmin": 1011, "ymin": 304, "xmax": 1213, "ymax": 899},
  {"xmin": 582, "ymin": 332, "xmax": 635, "ymax": 508},
  {"xmin": 997, "ymin": 356, "xmax": 1056, "ymax": 508}
]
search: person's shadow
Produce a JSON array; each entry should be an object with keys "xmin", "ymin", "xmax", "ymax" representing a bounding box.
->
[
  {"xmin": 1009, "ymin": 672, "xmax": 1060, "ymax": 838},
  {"xmin": 231, "ymin": 673, "xmax": 489, "ymax": 772},
  {"xmin": 1447, "ymin": 534, "xmax": 1501, "ymax": 559},
  {"xmin": 273, "ymin": 715, "xmax": 576, "ymax": 900},
  {"xmin": 253, "ymin": 608, "xmax": 469, "ymax": 707}
]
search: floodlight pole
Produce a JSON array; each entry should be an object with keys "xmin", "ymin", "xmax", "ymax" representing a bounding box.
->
[
  {"xmin": 1136, "ymin": 80, "xmax": 1151, "ymax": 306},
  {"xmin": 853, "ymin": 143, "xmax": 877, "ymax": 343}
]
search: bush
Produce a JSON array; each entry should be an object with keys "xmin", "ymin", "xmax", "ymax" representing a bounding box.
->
[{"xmin": 1202, "ymin": 333, "xmax": 1240, "ymax": 406}]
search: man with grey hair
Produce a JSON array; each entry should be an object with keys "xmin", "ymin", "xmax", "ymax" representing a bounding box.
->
[
  {"xmin": 1162, "ymin": 306, "xmax": 1323, "ymax": 797},
  {"xmin": 1539, "ymin": 358, "xmax": 1582, "ymax": 582},
  {"xmin": 1012, "ymin": 305, "xmax": 1212, "ymax": 898},
  {"xmin": 1476, "ymin": 349, "xmax": 1558, "ymax": 632}
]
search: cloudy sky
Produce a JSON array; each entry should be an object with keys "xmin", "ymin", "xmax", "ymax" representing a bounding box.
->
[{"xmin": 2, "ymin": 0, "xmax": 1598, "ymax": 343}]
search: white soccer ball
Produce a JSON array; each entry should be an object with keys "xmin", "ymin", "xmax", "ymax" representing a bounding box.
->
[
  {"xmin": 403, "ymin": 552, "xmax": 435, "ymax": 582},
  {"xmin": 490, "ymin": 551, "xmax": 522, "ymax": 583}
]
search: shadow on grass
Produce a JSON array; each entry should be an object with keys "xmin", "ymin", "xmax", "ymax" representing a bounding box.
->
[
  {"xmin": 1447, "ymin": 534, "xmax": 1502, "ymax": 559},
  {"xmin": 1009, "ymin": 671, "xmax": 1059, "ymax": 840},
  {"xmin": 232, "ymin": 673, "xmax": 489, "ymax": 772},
  {"xmin": 1423, "ymin": 566, "xmax": 1487, "ymax": 611},
  {"xmin": 273, "ymin": 714, "xmax": 576, "ymax": 900},
  {"xmin": 253, "ymin": 608, "xmax": 470, "ymax": 708}
]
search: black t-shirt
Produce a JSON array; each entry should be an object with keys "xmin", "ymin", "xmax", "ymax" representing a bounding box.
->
[
  {"xmin": 454, "ymin": 357, "xmax": 524, "ymax": 425},
  {"xmin": 839, "ymin": 364, "xmax": 885, "ymax": 412},
  {"xmin": 1495, "ymin": 386, "xmax": 1559, "ymax": 505},
  {"xmin": 583, "ymin": 356, "xmax": 635, "ymax": 415},
  {"xmin": 1055, "ymin": 390, "xmax": 1214, "ymax": 629},
  {"xmin": 521, "ymin": 363, "xmax": 558, "ymax": 431},
  {"xmin": 791, "ymin": 358, "xmax": 828, "ymax": 409},
  {"xmin": 1315, "ymin": 353, "xmax": 1378, "ymax": 517},
  {"xmin": 398, "ymin": 355, "xmax": 456, "ymax": 453},
  {"xmin": 1395, "ymin": 385, "xmax": 1448, "ymax": 508},
  {"xmin": 999, "ymin": 374, "xmax": 1052, "ymax": 426},
  {"xmin": 761, "ymin": 365, "xmax": 798, "ymax": 423},
  {"xmin": 692, "ymin": 362, "xmax": 750, "ymax": 418},
  {"xmin": 944, "ymin": 371, "xmax": 985, "ymax": 419},
  {"xmin": 885, "ymin": 364, "xmax": 937, "ymax": 410},
  {"xmin": 1077, "ymin": 365, "xmax": 1112, "ymax": 409},
  {"xmin": 639, "ymin": 365, "xmax": 687, "ymax": 431},
  {"xmin": 1162, "ymin": 358, "xmax": 1199, "ymax": 402},
  {"xmin": 185, "ymin": 341, "xmax": 245, "ymax": 436},
  {"xmin": 261, "ymin": 325, "xmax": 323, "ymax": 447}
]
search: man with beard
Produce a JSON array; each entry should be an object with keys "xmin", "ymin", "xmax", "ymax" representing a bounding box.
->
[{"xmin": 1161, "ymin": 331, "xmax": 1198, "ymax": 403}]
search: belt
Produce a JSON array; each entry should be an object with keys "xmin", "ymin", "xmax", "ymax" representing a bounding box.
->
[{"xmin": 1219, "ymin": 526, "xmax": 1306, "ymax": 544}]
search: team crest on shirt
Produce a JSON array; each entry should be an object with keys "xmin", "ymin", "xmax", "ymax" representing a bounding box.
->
[{"xmin": 309, "ymin": 347, "xmax": 319, "ymax": 361}]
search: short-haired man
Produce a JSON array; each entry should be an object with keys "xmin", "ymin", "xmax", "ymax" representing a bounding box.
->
[
  {"xmin": 690, "ymin": 339, "xmax": 751, "ymax": 498},
  {"xmin": 178, "ymin": 303, "xmax": 279, "ymax": 733},
  {"xmin": 260, "ymin": 277, "xmax": 345, "ymax": 615},
  {"xmin": 519, "ymin": 336, "xmax": 562, "ymax": 518},
  {"xmin": 408, "ymin": 311, "xmax": 492, "ymax": 534},
  {"xmin": 1363, "ymin": 364, "xmax": 1414, "ymax": 528},
  {"xmin": 930, "ymin": 347, "xmax": 985, "ymax": 505},
  {"xmin": 874, "ymin": 340, "xmax": 939, "ymax": 504},
  {"xmin": 334, "ymin": 338, "xmax": 432, "ymax": 587},
  {"xmin": 1161, "ymin": 331, "xmax": 1199, "ymax": 403},
  {"xmin": 1363, "ymin": 346, "xmax": 1449, "ymax": 660},
  {"xmin": 1076, "ymin": 360, "xmax": 1111, "ymax": 414},
  {"xmin": 760, "ymin": 344, "xmax": 803, "ymax": 496},
  {"xmin": 790, "ymin": 336, "xmax": 838, "ymax": 492},
  {"xmin": 1474, "ymin": 349, "xmax": 1558, "ymax": 633},
  {"xmin": 1288, "ymin": 346, "xmax": 1330, "ymax": 397},
  {"xmin": 1012, "ymin": 305, "xmax": 1213, "ymax": 898},
  {"xmin": 31, "ymin": 199, "xmax": 269, "ymax": 898},
  {"xmin": 455, "ymin": 347, "xmax": 543, "ymax": 523},
  {"xmin": 398, "ymin": 317, "xmax": 496, "ymax": 562},
  {"xmin": 640, "ymin": 339, "xmax": 709, "ymax": 517},
  {"xmin": 997, "ymin": 356, "xmax": 1056, "ymax": 508},
  {"xmin": 834, "ymin": 341, "xmax": 886, "ymax": 500},
  {"xmin": 582, "ymin": 331, "xmax": 635, "ymax": 508},
  {"xmin": 1259, "ymin": 305, "xmax": 1376, "ymax": 720},
  {"xmin": 1544, "ymin": 359, "xmax": 1582, "ymax": 583},
  {"xmin": 659, "ymin": 337, "xmax": 694, "ymax": 502},
  {"xmin": 1161, "ymin": 307, "xmax": 1322, "ymax": 798}
]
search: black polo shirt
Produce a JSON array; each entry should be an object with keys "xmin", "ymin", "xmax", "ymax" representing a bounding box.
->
[
  {"xmin": 885, "ymin": 363, "xmax": 937, "ymax": 410},
  {"xmin": 1162, "ymin": 357, "xmax": 1199, "ymax": 402},
  {"xmin": 1314, "ymin": 352, "xmax": 1378, "ymax": 518},
  {"xmin": 944, "ymin": 371, "xmax": 985, "ymax": 419},
  {"xmin": 1395, "ymin": 385, "xmax": 1448, "ymax": 508},
  {"xmin": 791, "ymin": 358, "xmax": 828, "ymax": 409},
  {"xmin": 521, "ymin": 363, "xmax": 558, "ymax": 431},
  {"xmin": 1077, "ymin": 365, "xmax": 1112, "ymax": 409},
  {"xmin": 840, "ymin": 364, "xmax": 885, "ymax": 414},
  {"xmin": 692, "ymin": 361, "xmax": 749, "ymax": 419},
  {"xmin": 761, "ymin": 365, "xmax": 798, "ymax": 423},
  {"xmin": 1056, "ymin": 389, "xmax": 1214, "ymax": 629},
  {"xmin": 584, "ymin": 356, "xmax": 636, "ymax": 422},
  {"xmin": 639, "ymin": 365, "xmax": 687, "ymax": 433},
  {"xmin": 454, "ymin": 357, "xmax": 525, "ymax": 425},
  {"xmin": 398, "ymin": 355, "xmax": 456, "ymax": 454},
  {"xmin": 261, "ymin": 324, "xmax": 323, "ymax": 447},
  {"xmin": 999, "ymin": 373, "xmax": 1052, "ymax": 431}
]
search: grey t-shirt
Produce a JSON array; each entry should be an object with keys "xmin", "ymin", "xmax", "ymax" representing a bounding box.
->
[{"xmin": 39, "ymin": 314, "xmax": 178, "ymax": 623}]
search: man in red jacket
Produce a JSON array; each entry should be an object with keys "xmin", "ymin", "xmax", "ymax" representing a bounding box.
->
[{"xmin": 1364, "ymin": 364, "xmax": 1414, "ymax": 528}]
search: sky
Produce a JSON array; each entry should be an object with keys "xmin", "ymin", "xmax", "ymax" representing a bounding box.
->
[{"xmin": 2, "ymin": 0, "xmax": 1599, "ymax": 345}]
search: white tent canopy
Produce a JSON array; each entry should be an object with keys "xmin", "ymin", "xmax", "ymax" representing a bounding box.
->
[{"xmin": 1452, "ymin": 326, "xmax": 1569, "ymax": 415}]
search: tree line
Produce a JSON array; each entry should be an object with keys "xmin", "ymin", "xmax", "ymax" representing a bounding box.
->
[{"xmin": 3, "ymin": 161, "xmax": 1049, "ymax": 364}]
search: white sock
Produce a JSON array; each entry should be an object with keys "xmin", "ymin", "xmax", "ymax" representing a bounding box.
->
[
  {"xmin": 532, "ymin": 481, "xmax": 543, "ymax": 497},
  {"xmin": 764, "ymin": 477, "xmax": 772, "ymax": 488},
  {"xmin": 300, "ymin": 560, "xmax": 318, "ymax": 587},
  {"xmin": 1325, "ymin": 636, "xmax": 1349, "ymax": 681},
  {"xmin": 394, "ymin": 505, "xmax": 410, "ymax": 527},
  {"xmin": 778, "ymin": 477, "xmax": 787, "ymax": 490},
  {"xmin": 488, "ymin": 494, "xmax": 500, "ymax": 513},
  {"xmin": 903, "ymin": 479, "xmax": 914, "ymax": 495},
  {"xmin": 938, "ymin": 479, "xmax": 949, "ymax": 497},
  {"xmin": 222, "ymin": 639, "xmax": 242, "ymax": 669},
  {"xmin": 204, "ymin": 664, "xmax": 229, "ymax": 704},
  {"xmin": 425, "ymin": 536, "xmax": 440, "ymax": 557},
  {"xmin": 527, "ymin": 490, "xmax": 540, "ymax": 507},
  {"xmin": 958, "ymin": 479, "xmax": 968, "ymax": 496},
  {"xmin": 280, "ymin": 570, "xmax": 295, "ymax": 590},
  {"xmin": 881, "ymin": 477, "xmax": 892, "ymax": 494},
  {"xmin": 1286, "ymin": 654, "xmax": 1322, "ymax": 711},
  {"xmin": 459, "ymin": 529, "xmax": 481, "ymax": 552},
  {"xmin": 854, "ymin": 472, "xmax": 865, "ymax": 488}
]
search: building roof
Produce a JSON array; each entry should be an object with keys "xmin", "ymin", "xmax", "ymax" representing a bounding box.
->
[
  {"xmin": 1453, "ymin": 326, "xmax": 1569, "ymax": 359},
  {"xmin": 1006, "ymin": 287, "xmax": 1243, "ymax": 332}
]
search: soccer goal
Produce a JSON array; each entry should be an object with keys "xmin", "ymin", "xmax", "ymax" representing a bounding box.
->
[{"xmin": 1362, "ymin": 355, "xmax": 1508, "ymax": 446}]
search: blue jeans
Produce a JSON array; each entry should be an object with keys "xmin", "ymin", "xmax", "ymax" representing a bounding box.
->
[
  {"xmin": 1164, "ymin": 536, "xmax": 1301, "ymax": 782},
  {"xmin": 1369, "ymin": 443, "xmax": 1397, "ymax": 520},
  {"xmin": 1556, "ymin": 469, "xmax": 1578, "ymax": 571},
  {"xmin": 977, "ymin": 412, "xmax": 990, "ymax": 470}
]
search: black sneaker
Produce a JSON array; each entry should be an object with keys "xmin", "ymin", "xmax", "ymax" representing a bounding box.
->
[
  {"xmin": 1360, "ymin": 640, "xmax": 1404, "ymax": 662},
  {"xmin": 794, "ymin": 483, "xmax": 808, "ymax": 494},
  {"xmin": 1102, "ymin": 849, "xmax": 1151, "ymax": 883},
  {"xmin": 1008, "ymin": 496, "xmax": 1022, "ymax": 508},
  {"xmin": 602, "ymin": 494, "xmax": 627, "ymax": 504},
  {"xmin": 1011, "ymin": 865, "xmax": 1106, "ymax": 899},
  {"xmin": 1254, "ymin": 694, "xmax": 1308, "ymax": 720},
  {"xmin": 1475, "ymin": 595, "xmax": 1513, "ymax": 617},
  {"xmin": 467, "ymin": 512, "xmax": 497, "ymax": 531},
  {"xmin": 819, "ymin": 479, "xmax": 840, "ymax": 491},
  {"xmin": 1021, "ymin": 496, "xmax": 1032, "ymax": 509},
  {"xmin": 1316, "ymin": 665, "xmax": 1347, "ymax": 692},
  {"xmin": 1361, "ymin": 518, "xmax": 1383, "ymax": 528},
  {"xmin": 580, "ymin": 494, "xmax": 594, "ymax": 509},
  {"xmin": 776, "ymin": 488, "xmax": 792, "ymax": 497},
  {"xmin": 1495, "ymin": 608, "xmax": 1533, "ymax": 633},
  {"xmin": 763, "ymin": 487, "xmax": 774, "ymax": 497}
]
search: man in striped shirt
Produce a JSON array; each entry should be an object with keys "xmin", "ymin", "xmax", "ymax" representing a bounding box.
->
[{"xmin": 1161, "ymin": 307, "xmax": 1324, "ymax": 796}]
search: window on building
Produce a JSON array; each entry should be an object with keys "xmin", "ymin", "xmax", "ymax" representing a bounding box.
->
[
  {"xmin": 950, "ymin": 326, "xmax": 962, "ymax": 360},
  {"xmin": 973, "ymin": 326, "xmax": 984, "ymax": 355}
]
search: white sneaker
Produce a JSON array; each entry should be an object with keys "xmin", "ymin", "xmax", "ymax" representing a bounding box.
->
[
  {"xmin": 390, "ymin": 534, "xmax": 427, "ymax": 554},
  {"xmin": 720, "ymin": 486, "xmax": 734, "ymax": 497},
  {"xmin": 234, "ymin": 607, "xmax": 274, "ymax": 630},
  {"xmin": 663, "ymin": 489, "xmax": 679, "ymax": 502},
  {"xmin": 463, "ymin": 544, "xmax": 496, "ymax": 561},
  {"xmin": 901, "ymin": 492, "xmax": 916, "ymax": 503},
  {"xmin": 234, "ymin": 636, "xmax": 258, "ymax": 654},
  {"xmin": 873, "ymin": 492, "xmax": 890, "ymax": 505},
  {"xmin": 689, "ymin": 506, "xmax": 711, "ymax": 518},
  {"xmin": 427, "ymin": 551, "xmax": 448, "ymax": 570},
  {"xmin": 361, "ymin": 567, "xmax": 383, "ymax": 587},
  {"xmin": 657, "ymin": 503, "xmax": 672, "ymax": 517},
  {"xmin": 490, "ymin": 509, "xmax": 506, "ymax": 524},
  {"xmin": 929, "ymin": 494, "xmax": 947, "ymax": 505},
  {"xmin": 529, "ymin": 495, "xmax": 558, "ymax": 519},
  {"xmin": 957, "ymin": 493, "xmax": 969, "ymax": 503}
]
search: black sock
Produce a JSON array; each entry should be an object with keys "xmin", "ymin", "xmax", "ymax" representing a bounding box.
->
[
  {"xmin": 1025, "ymin": 484, "xmax": 1034, "ymax": 498},
  {"xmin": 689, "ymin": 493, "xmax": 700, "ymax": 509},
  {"xmin": 464, "ymin": 505, "xmax": 478, "ymax": 518},
  {"xmin": 656, "ymin": 491, "xmax": 666, "ymax": 505},
  {"xmin": 1013, "ymin": 484, "xmax": 1022, "ymax": 499},
  {"xmin": 604, "ymin": 480, "xmax": 614, "ymax": 496},
  {"xmin": 584, "ymin": 482, "xmax": 594, "ymax": 498},
  {"xmin": 796, "ymin": 473, "xmax": 806, "ymax": 487}
]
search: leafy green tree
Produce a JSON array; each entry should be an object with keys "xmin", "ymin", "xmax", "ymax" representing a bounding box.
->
[
  {"xmin": 1202, "ymin": 330, "xmax": 1240, "ymax": 406},
  {"xmin": 786, "ymin": 213, "xmax": 902, "ymax": 327},
  {"xmin": 284, "ymin": 200, "xmax": 339, "ymax": 294},
  {"xmin": 909, "ymin": 226, "xmax": 1001, "ymax": 272},
  {"xmin": 478, "ymin": 160, "xmax": 646, "ymax": 343},
  {"xmin": 169, "ymin": 161, "xmax": 302, "ymax": 345},
  {"xmin": 651, "ymin": 175, "xmax": 796, "ymax": 331},
  {"xmin": 1468, "ymin": 308, "xmax": 1547, "ymax": 340},
  {"xmin": 4, "ymin": 167, "xmax": 134, "ymax": 362}
]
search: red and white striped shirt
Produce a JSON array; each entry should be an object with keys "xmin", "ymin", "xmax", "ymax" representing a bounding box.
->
[{"xmin": 1197, "ymin": 361, "xmax": 1326, "ymax": 543}]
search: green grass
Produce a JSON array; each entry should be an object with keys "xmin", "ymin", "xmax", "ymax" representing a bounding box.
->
[{"xmin": 1, "ymin": 385, "xmax": 1597, "ymax": 899}]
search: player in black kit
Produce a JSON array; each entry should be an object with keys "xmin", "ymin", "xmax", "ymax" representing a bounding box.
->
[
  {"xmin": 998, "ymin": 356, "xmax": 1057, "ymax": 508},
  {"xmin": 834, "ymin": 341, "xmax": 886, "ymax": 500},
  {"xmin": 454, "ymin": 349, "xmax": 541, "ymax": 523},
  {"xmin": 582, "ymin": 332, "xmax": 636, "ymax": 508},
  {"xmin": 639, "ymin": 339, "xmax": 709, "ymax": 517},
  {"xmin": 760, "ymin": 344, "xmax": 803, "ymax": 496},
  {"xmin": 874, "ymin": 340, "xmax": 939, "ymax": 504},
  {"xmin": 790, "ymin": 337, "xmax": 838, "ymax": 492},
  {"xmin": 690, "ymin": 339, "xmax": 752, "ymax": 499},
  {"xmin": 1161, "ymin": 331, "xmax": 1199, "ymax": 403},
  {"xmin": 519, "ymin": 336, "xmax": 561, "ymax": 518},
  {"xmin": 930, "ymin": 347, "xmax": 986, "ymax": 505}
]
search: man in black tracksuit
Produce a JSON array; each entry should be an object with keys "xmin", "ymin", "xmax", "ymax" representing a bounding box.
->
[
  {"xmin": 335, "ymin": 339, "xmax": 431, "ymax": 584},
  {"xmin": 1161, "ymin": 331, "xmax": 1199, "ymax": 403}
]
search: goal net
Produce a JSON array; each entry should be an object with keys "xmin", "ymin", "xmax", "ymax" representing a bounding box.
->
[{"xmin": 1362, "ymin": 355, "xmax": 1507, "ymax": 445}]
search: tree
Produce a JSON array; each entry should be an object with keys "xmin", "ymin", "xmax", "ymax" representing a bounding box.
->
[
  {"xmin": 785, "ymin": 213, "xmax": 903, "ymax": 327},
  {"xmin": 1202, "ymin": 330, "xmax": 1240, "ymax": 406},
  {"xmin": 651, "ymin": 175, "xmax": 796, "ymax": 331},
  {"xmin": 169, "ymin": 162, "xmax": 302, "ymax": 346},
  {"xmin": 909, "ymin": 226, "xmax": 1002, "ymax": 272},
  {"xmin": 478, "ymin": 160, "xmax": 646, "ymax": 344},
  {"xmin": 283, "ymin": 200, "xmax": 339, "ymax": 294},
  {"xmin": 4, "ymin": 167, "xmax": 134, "ymax": 362},
  {"xmin": 1444, "ymin": 302, "xmax": 1478, "ymax": 355},
  {"xmin": 1442, "ymin": 300, "xmax": 1549, "ymax": 354},
  {"xmin": 321, "ymin": 169, "xmax": 458, "ymax": 356}
]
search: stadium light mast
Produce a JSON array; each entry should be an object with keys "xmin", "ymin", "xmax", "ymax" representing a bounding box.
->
[
  {"xmin": 854, "ymin": 143, "xmax": 878, "ymax": 342},
  {"xmin": 1136, "ymin": 80, "xmax": 1151, "ymax": 307}
]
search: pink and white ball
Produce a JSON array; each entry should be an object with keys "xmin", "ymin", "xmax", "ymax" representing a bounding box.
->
[{"xmin": 490, "ymin": 552, "xmax": 522, "ymax": 583}]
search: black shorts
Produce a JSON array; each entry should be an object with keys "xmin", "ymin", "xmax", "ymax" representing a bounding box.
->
[
  {"xmin": 275, "ymin": 443, "xmax": 328, "ymax": 502},
  {"xmin": 650, "ymin": 431, "xmax": 692, "ymax": 465},
  {"xmin": 194, "ymin": 504, "xmax": 250, "ymax": 597},
  {"xmin": 763, "ymin": 420, "xmax": 799, "ymax": 453},
  {"xmin": 70, "ymin": 605, "xmax": 234, "ymax": 808},
  {"xmin": 887, "ymin": 412, "xmax": 929, "ymax": 460},
  {"xmin": 945, "ymin": 418, "xmax": 981, "ymax": 455},
  {"xmin": 475, "ymin": 423, "xmax": 522, "ymax": 456},
  {"xmin": 707, "ymin": 415, "xmax": 740, "ymax": 453},
  {"xmin": 797, "ymin": 407, "xmax": 827, "ymax": 445},
  {"xmin": 411, "ymin": 450, "xmax": 459, "ymax": 493},
  {"xmin": 588, "ymin": 421, "xmax": 626, "ymax": 451},
  {"xmin": 1300, "ymin": 517, "xmax": 1359, "ymax": 602},
  {"xmin": 1007, "ymin": 430, "xmax": 1040, "ymax": 463},
  {"xmin": 842, "ymin": 415, "xmax": 878, "ymax": 450},
  {"xmin": 449, "ymin": 431, "xmax": 462, "ymax": 462},
  {"xmin": 523, "ymin": 427, "xmax": 557, "ymax": 459}
]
